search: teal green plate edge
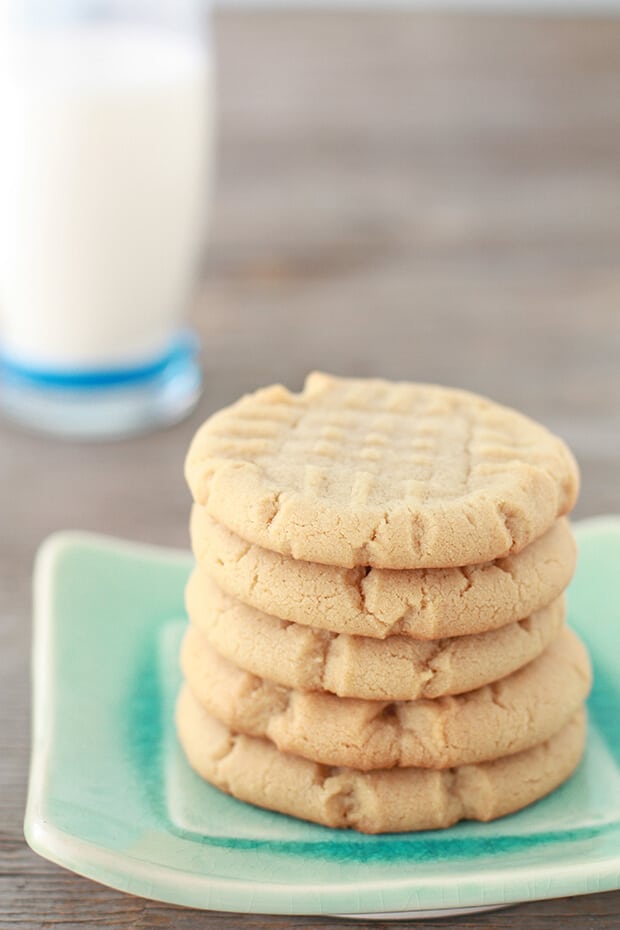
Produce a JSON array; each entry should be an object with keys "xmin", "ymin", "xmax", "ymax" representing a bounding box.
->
[{"xmin": 23, "ymin": 518, "xmax": 620, "ymax": 916}]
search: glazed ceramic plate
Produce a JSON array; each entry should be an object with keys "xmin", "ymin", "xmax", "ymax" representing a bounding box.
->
[{"xmin": 25, "ymin": 518, "xmax": 620, "ymax": 918}]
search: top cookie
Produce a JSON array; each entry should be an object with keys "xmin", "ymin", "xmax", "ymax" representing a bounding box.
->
[{"xmin": 185, "ymin": 373, "xmax": 579, "ymax": 568}]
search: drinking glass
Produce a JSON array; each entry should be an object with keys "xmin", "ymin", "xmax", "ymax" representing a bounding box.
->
[{"xmin": 0, "ymin": 0, "xmax": 214, "ymax": 437}]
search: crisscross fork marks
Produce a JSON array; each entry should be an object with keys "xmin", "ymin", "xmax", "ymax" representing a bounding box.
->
[{"xmin": 250, "ymin": 390, "xmax": 481, "ymax": 505}]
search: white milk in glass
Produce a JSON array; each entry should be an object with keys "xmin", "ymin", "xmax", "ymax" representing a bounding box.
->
[{"xmin": 0, "ymin": 25, "xmax": 213, "ymax": 370}]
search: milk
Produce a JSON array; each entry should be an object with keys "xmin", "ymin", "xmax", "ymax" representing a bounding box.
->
[{"xmin": 0, "ymin": 25, "xmax": 213, "ymax": 370}]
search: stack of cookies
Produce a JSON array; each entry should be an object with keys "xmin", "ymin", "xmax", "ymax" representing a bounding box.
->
[{"xmin": 177, "ymin": 373, "xmax": 591, "ymax": 834}]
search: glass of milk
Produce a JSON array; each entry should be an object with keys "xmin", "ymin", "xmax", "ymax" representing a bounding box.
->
[{"xmin": 0, "ymin": 0, "xmax": 213, "ymax": 438}]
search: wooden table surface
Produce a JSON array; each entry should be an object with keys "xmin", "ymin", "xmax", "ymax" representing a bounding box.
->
[{"xmin": 2, "ymin": 10, "xmax": 619, "ymax": 929}]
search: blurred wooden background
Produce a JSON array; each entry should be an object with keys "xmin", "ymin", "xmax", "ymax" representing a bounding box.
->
[{"xmin": 1, "ymin": 10, "xmax": 619, "ymax": 928}]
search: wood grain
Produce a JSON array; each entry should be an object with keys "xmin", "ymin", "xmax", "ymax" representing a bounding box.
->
[{"xmin": 1, "ymin": 10, "xmax": 619, "ymax": 928}]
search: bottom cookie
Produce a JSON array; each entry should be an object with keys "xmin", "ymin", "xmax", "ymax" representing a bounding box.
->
[{"xmin": 175, "ymin": 686, "xmax": 586, "ymax": 834}]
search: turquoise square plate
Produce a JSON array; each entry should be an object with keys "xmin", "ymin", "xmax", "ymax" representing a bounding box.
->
[{"xmin": 25, "ymin": 518, "xmax": 620, "ymax": 918}]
